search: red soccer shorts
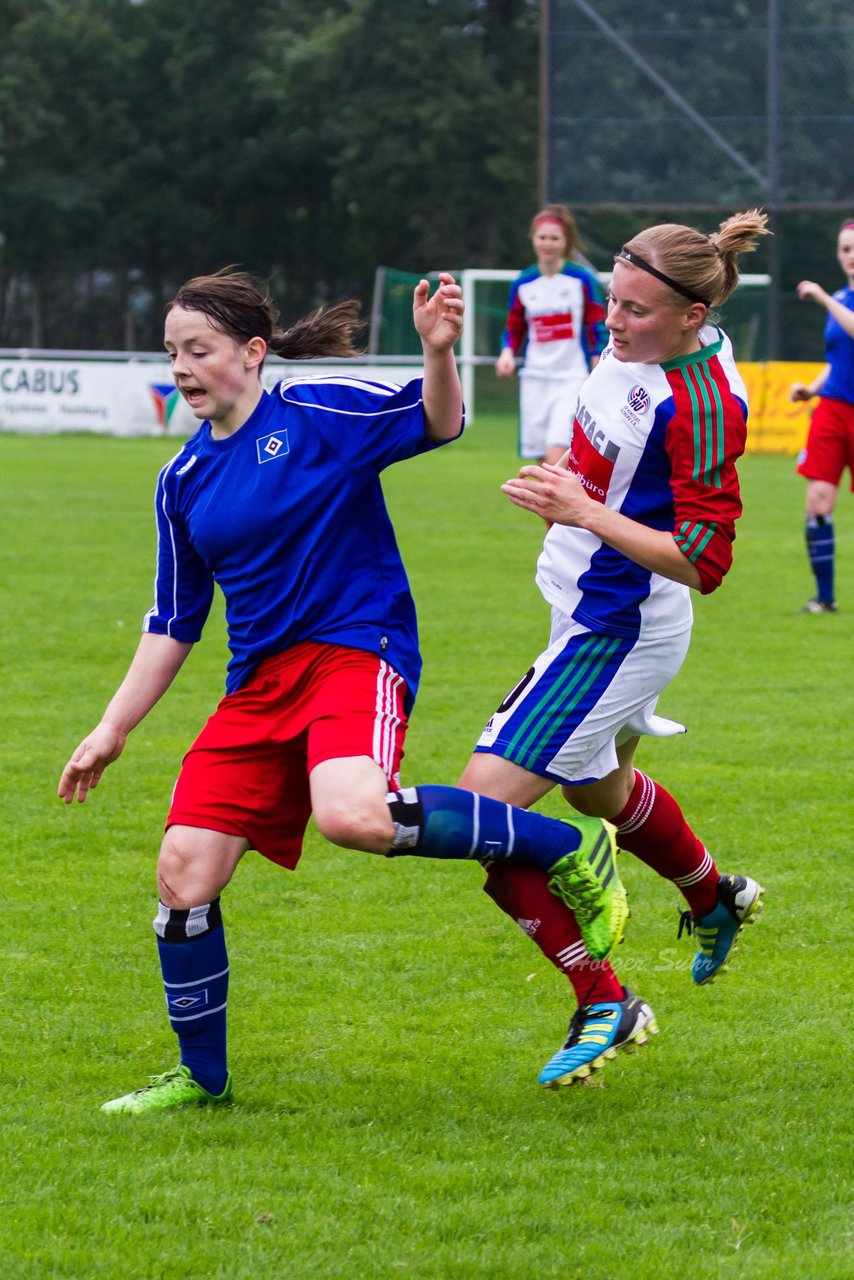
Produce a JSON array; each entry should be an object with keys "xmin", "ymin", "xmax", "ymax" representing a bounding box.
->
[
  {"xmin": 796, "ymin": 396, "xmax": 854, "ymax": 490},
  {"xmin": 167, "ymin": 641, "xmax": 409, "ymax": 869}
]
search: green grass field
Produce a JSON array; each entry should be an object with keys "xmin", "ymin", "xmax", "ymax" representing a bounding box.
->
[{"xmin": 1, "ymin": 420, "xmax": 851, "ymax": 1279}]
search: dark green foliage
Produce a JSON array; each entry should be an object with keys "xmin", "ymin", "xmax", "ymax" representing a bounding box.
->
[{"xmin": 0, "ymin": 0, "xmax": 539, "ymax": 348}]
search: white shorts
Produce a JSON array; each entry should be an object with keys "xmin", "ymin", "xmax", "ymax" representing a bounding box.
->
[
  {"xmin": 519, "ymin": 373, "xmax": 586, "ymax": 458},
  {"xmin": 474, "ymin": 608, "xmax": 691, "ymax": 784}
]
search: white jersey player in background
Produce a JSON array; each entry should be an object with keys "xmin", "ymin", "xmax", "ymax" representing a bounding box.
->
[{"xmin": 496, "ymin": 203, "xmax": 608, "ymax": 464}]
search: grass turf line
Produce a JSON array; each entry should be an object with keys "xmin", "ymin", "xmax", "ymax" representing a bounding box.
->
[{"xmin": 0, "ymin": 423, "xmax": 851, "ymax": 1279}]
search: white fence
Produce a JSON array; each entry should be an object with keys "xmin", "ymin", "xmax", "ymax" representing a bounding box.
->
[{"xmin": 0, "ymin": 265, "xmax": 770, "ymax": 434}]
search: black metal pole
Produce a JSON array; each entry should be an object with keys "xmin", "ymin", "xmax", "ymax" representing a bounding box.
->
[
  {"xmin": 539, "ymin": 0, "xmax": 550, "ymax": 205},
  {"xmin": 767, "ymin": 0, "xmax": 782, "ymax": 358}
]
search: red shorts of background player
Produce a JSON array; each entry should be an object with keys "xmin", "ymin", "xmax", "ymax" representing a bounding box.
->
[
  {"xmin": 796, "ymin": 396, "xmax": 854, "ymax": 490},
  {"xmin": 167, "ymin": 641, "xmax": 409, "ymax": 870}
]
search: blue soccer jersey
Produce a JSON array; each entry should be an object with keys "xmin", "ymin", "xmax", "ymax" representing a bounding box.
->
[
  {"xmin": 820, "ymin": 286, "xmax": 854, "ymax": 404},
  {"xmin": 144, "ymin": 375, "xmax": 461, "ymax": 708}
]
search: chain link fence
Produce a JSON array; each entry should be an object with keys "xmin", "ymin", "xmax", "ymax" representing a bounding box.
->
[
  {"xmin": 545, "ymin": 0, "xmax": 851, "ymax": 210},
  {"xmin": 543, "ymin": 0, "xmax": 854, "ymax": 357}
]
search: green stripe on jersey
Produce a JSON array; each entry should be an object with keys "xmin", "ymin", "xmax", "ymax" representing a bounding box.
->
[
  {"xmin": 696, "ymin": 361, "xmax": 726, "ymax": 486},
  {"xmin": 675, "ymin": 521, "xmax": 717, "ymax": 562},
  {"xmin": 684, "ymin": 361, "xmax": 725, "ymax": 487},
  {"xmin": 505, "ymin": 634, "xmax": 621, "ymax": 765}
]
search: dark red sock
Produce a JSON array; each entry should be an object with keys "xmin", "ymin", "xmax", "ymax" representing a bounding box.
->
[
  {"xmin": 484, "ymin": 861, "xmax": 624, "ymax": 1007},
  {"xmin": 613, "ymin": 771, "xmax": 719, "ymax": 917}
]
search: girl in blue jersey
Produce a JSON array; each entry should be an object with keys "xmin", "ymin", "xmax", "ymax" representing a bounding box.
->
[
  {"xmin": 496, "ymin": 203, "xmax": 608, "ymax": 464},
  {"xmin": 789, "ymin": 218, "xmax": 854, "ymax": 613},
  {"xmin": 58, "ymin": 267, "xmax": 624, "ymax": 1112}
]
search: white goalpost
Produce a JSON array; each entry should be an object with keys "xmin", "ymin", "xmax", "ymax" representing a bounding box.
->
[{"xmin": 458, "ymin": 268, "xmax": 771, "ymax": 422}]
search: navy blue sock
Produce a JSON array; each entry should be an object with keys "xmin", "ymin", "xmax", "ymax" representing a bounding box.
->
[
  {"xmin": 806, "ymin": 514, "xmax": 835, "ymax": 603},
  {"xmin": 154, "ymin": 899, "xmax": 229, "ymax": 1097},
  {"xmin": 385, "ymin": 785, "xmax": 582, "ymax": 872}
]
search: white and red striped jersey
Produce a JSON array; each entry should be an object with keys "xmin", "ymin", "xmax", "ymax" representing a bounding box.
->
[
  {"xmin": 501, "ymin": 263, "xmax": 607, "ymax": 381},
  {"xmin": 537, "ymin": 326, "xmax": 748, "ymax": 640}
]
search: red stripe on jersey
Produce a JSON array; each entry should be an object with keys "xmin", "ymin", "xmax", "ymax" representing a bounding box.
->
[
  {"xmin": 505, "ymin": 291, "xmax": 528, "ymax": 353},
  {"xmin": 566, "ymin": 419, "xmax": 615, "ymax": 504},
  {"xmin": 530, "ymin": 312, "xmax": 576, "ymax": 343},
  {"xmin": 664, "ymin": 354, "xmax": 746, "ymax": 593}
]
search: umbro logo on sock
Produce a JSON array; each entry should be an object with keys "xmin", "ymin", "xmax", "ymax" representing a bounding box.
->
[{"xmin": 167, "ymin": 989, "xmax": 209, "ymax": 1011}]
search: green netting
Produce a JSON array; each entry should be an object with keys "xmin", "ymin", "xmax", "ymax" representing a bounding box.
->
[
  {"xmin": 370, "ymin": 269, "xmax": 429, "ymax": 356},
  {"xmin": 370, "ymin": 268, "xmax": 512, "ymax": 358},
  {"xmin": 371, "ymin": 266, "xmax": 769, "ymax": 362},
  {"xmin": 715, "ymin": 288, "xmax": 771, "ymax": 361},
  {"xmin": 371, "ymin": 266, "xmax": 773, "ymax": 363},
  {"xmin": 473, "ymin": 278, "xmax": 517, "ymax": 358}
]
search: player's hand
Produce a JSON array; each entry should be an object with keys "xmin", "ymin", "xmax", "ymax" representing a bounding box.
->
[
  {"xmin": 501, "ymin": 461, "xmax": 594, "ymax": 527},
  {"xmin": 58, "ymin": 723, "xmax": 127, "ymax": 804},
  {"xmin": 495, "ymin": 349, "xmax": 516, "ymax": 378},
  {"xmin": 413, "ymin": 273, "xmax": 464, "ymax": 352},
  {"xmin": 788, "ymin": 382, "xmax": 813, "ymax": 403},
  {"xmin": 796, "ymin": 280, "xmax": 828, "ymax": 306}
]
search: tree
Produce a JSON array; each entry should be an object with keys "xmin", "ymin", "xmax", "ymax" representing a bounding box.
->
[{"xmin": 0, "ymin": 0, "xmax": 542, "ymax": 347}]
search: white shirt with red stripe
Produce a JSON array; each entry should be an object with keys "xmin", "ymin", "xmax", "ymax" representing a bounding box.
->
[
  {"xmin": 502, "ymin": 263, "xmax": 607, "ymax": 381},
  {"xmin": 536, "ymin": 326, "xmax": 748, "ymax": 641}
]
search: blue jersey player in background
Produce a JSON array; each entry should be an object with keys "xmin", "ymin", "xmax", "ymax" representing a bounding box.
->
[
  {"xmin": 789, "ymin": 217, "xmax": 854, "ymax": 613},
  {"xmin": 58, "ymin": 267, "xmax": 627, "ymax": 1113}
]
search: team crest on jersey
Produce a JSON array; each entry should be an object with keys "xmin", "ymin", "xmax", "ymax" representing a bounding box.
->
[
  {"xmin": 256, "ymin": 430, "xmax": 290, "ymax": 464},
  {"xmin": 621, "ymin": 384, "xmax": 651, "ymax": 425},
  {"xmin": 628, "ymin": 385, "xmax": 651, "ymax": 413}
]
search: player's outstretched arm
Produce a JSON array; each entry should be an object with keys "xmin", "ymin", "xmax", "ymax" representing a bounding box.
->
[
  {"xmin": 789, "ymin": 363, "xmax": 830, "ymax": 402},
  {"xmin": 797, "ymin": 280, "xmax": 854, "ymax": 340},
  {"xmin": 58, "ymin": 632, "xmax": 193, "ymax": 804},
  {"xmin": 413, "ymin": 273, "xmax": 464, "ymax": 442}
]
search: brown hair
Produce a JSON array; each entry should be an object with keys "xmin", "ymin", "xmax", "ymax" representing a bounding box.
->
[
  {"xmin": 166, "ymin": 267, "xmax": 366, "ymax": 359},
  {"xmin": 620, "ymin": 209, "xmax": 771, "ymax": 309},
  {"xmin": 529, "ymin": 203, "xmax": 583, "ymax": 256}
]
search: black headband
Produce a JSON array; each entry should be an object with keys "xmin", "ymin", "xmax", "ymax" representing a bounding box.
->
[{"xmin": 616, "ymin": 248, "xmax": 710, "ymax": 306}]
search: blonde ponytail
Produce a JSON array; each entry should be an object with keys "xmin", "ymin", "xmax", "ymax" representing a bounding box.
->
[{"xmin": 621, "ymin": 209, "xmax": 771, "ymax": 310}]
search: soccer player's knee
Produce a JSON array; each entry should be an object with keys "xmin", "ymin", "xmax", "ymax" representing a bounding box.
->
[
  {"xmin": 157, "ymin": 835, "xmax": 203, "ymax": 907},
  {"xmin": 562, "ymin": 788, "xmax": 597, "ymax": 817},
  {"xmin": 313, "ymin": 794, "xmax": 394, "ymax": 853},
  {"xmin": 806, "ymin": 482, "xmax": 836, "ymax": 517}
]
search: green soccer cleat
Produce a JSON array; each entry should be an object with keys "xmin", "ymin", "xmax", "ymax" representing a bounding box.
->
[
  {"xmin": 547, "ymin": 817, "xmax": 629, "ymax": 960},
  {"xmin": 100, "ymin": 1064, "xmax": 233, "ymax": 1115}
]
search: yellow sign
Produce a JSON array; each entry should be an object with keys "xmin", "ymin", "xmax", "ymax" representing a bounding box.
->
[{"xmin": 740, "ymin": 362, "xmax": 826, "ymax": 455}]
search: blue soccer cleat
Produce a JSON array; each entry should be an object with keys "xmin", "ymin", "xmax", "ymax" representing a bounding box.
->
[
  {"xmin": 538, "ymin": 987, "xmax": 658, "ymax": 1089},
  {"xmin": 679, "ymin": 874, "xmax": 764, "ymax": 985}
]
